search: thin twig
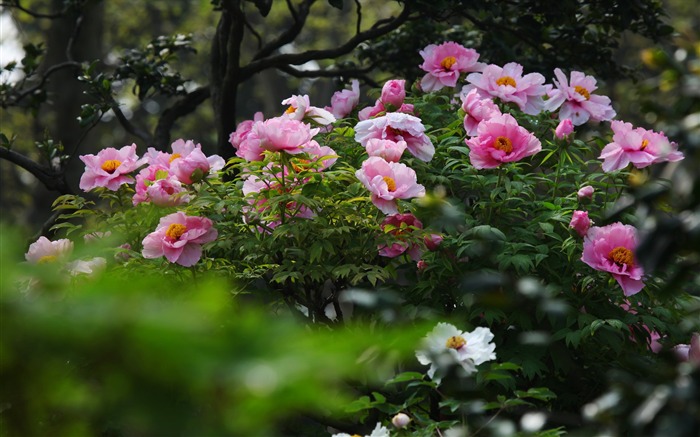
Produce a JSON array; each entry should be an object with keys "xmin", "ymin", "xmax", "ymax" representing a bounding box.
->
[
  {"xmin": 0, "ymin": 0, "xmax": 70, "ymax": 19},
  {"xmin": 3, "ymin": 61, "xmax": 82, "ymax": 107},
  {"xmin": 112, "ymin": 104, "xmax": 152, "ymax": 143}
]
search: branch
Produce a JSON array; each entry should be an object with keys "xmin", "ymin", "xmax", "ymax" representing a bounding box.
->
[
  {"xmin": 0, "ymin": 0, "xmax": 71, "ymax": 19},
  {"xmin": 112, "ymin": 104, "xmax": 152, "ymax": 144},
  {"xmin": 277, "ymin": 64, "xmax": 379, "ymax": 87},
  {"xmin": 354, "ymin": 0, "xmax": 362, "ymax": 35},
  {"xmin": 251, "ymin": 0, "xmax": 316, "ymax": 61},
  {"xmin": 152, "ymin": 86, "xmax": 211, "ymax": 150},
  {"xmin": 240, "ymin": 5, "xmax": 411, "ymax": 81},
  {"xmin": 2, "ymin": 61, "xmax": 82, "ymax": 108},
  {"xmin": 0, "ymin": 147, "xmax": 72, "ymax": 194}
]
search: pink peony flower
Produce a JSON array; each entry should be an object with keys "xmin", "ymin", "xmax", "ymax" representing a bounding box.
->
[
  {"xmin": 577, "ymin": 185, "xmax": 595, "ymax": 199},
  {"xmin": 141, "ymin": 211, "xmax": 218, "ymax": 267},
  {"xmin": 380, "ymin": 79, "xmax": 406, "ymax": 108},
  {"xmin": 419, "ymin": 42, "xmax": 485, "ymax": 92},
  {"xmin": 355, "ymin": 156, "xmax": 425, "ymax": 214},
  {"xmin": 133, "ymin": 165, "xmax": 190, "ymax": 206},
  {"xmin": 569, "ymin": 210, "xmax": 592, "ymax": 237},
  {"xmin": 354, "ymin": 112, "xmax": 435, "ymax": 162},
  {"xmin": 544, "ymin": 68, "xmax": 616, "ymax": 125},
  {"xmin": 465, "ymin": 113, "xmax": 542, "ymax": 169},
  {"xmin": 241, "ymin": 173, "xmax": 315, "ymax": 230},
  {"xmin": 599, "ymin": 121, "xmax": 684, "ymax": 172},
  {"xmin": 378, "ymin": 213, "xmax": 424, "ymax": 261},
  {"xmin": 167, "ymin": 139, "xmax": 225, "ymax": 184},
  {"xmin": 229, "ymin": 112, "xmax": 264, "ymax": 150},
  {"xmin": 25, "ymin": 236, "xmax": 74, "ymax": 264},
  {"xmin": 461, "ymin": 88, "xmax": 501, "ymax": 137},
  {"xmin": 327, "ymin": 79, "xmax": 360, "ymax": 119},
  {"xmin": 253, "ymin": 117, "xmax": 319, "ymax": 155},
  {"xmin": 79, "ymin": 143, "xmax": 145, "ymax": 191},
  {"xmin": 555, "ymin": 118, "xmax": 574, "ymax": 139},
  {"xmin": 365, "ymin": 138, "xmax": 407, "ymax": 162},
  {"xmin": 673, "ymin": 333, "xmax": 700, "ymax": 364},
  {"xmin": 581, "ymin": 222, "xmax": 645, "ymax": 296},
  {"xmin": 424, "ymin": 233, "xmax": 443, "ymax": 251},
  {"xmin": 465, "ymin": 62, "xmax": 547, "ymax": 115},
  {"xmin": 297, "ymin": 140, "xmax": 338, "ymax": 170},
  {"xmin": 281, "ymin": 94, "xmax": 336, "ymax": 125}
]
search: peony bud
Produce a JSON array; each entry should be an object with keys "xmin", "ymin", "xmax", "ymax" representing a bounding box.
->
[
  {"xmin": 381, "ymin": 79, "xmax": 406, "ymax": 108},
  {"xmin": 391, "ymin": 413, "xmax": 411, "ymax": 429},
  {"xmin": 577, "ymin": 185, "xmax": 594, "ymax": 199},
  {"xmin": 569, "ymin": 210, "xmax": 592, "ymax": 237},
  {"xmin": 555, "ymin": 118, "xmax": 574, "ymax": 139}
]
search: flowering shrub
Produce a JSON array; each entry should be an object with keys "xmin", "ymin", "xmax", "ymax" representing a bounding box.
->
[{"xmin": 14, "ymin": 40, "xmax": 699, "ymax": 436}]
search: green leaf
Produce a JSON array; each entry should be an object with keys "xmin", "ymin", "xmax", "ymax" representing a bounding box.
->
[{"xmin": 386, "ymin": 372, "xmax": 425, "ymax": 385}]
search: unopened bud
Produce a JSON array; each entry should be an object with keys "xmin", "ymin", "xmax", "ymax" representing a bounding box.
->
[{"xmin": 391, "ymin": 413, "xmax": 410, "ymax": 429}]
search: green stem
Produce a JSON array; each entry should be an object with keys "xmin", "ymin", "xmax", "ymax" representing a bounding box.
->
[
  {"xmin": 551, "ymin": 148, "xmax": 564, "ymax": 202},
  {"xmin": 486, "ymin": 169, "xmax": 505, "ymax": 224}
]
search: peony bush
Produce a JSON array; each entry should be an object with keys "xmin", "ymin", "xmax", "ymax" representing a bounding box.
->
[{"xmin": 12, "ymin": 41, "xmax": 699, "ymax": 436}]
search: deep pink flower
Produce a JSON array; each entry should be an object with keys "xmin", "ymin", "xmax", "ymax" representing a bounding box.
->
[
  {"xmin": 355, "ymin": 157, "xmax": 425, "ymax": 214},
  {"xmin": 327, "ymin": 79, "xmax": 360, "ymax": 118},
  {"xmin": 465, "ymin": 63, "xmax": 547, "ymax": 115},
  {"xmin": 381, "ymin": 79, "xmax": 406, "ymax": 108},
  {"xmin": 460, "ymin": 88, "xmax": 501, "ymax": 137},
  {"xmin": 253, "ymin": 117, "xmax": 319, "ymax": 155},
  {"xmin": 378, "ymin": 213, "xmax": 424, "ymax": 261},
  {"xmin": 424, "ymin": 233, "xmax": 443, "ymax": 251},
  {"xmin": 354, "ymin": 112, "xmax": 435, "ymax": 162},
  {"xmin": 544, "ymin": 68, "xmax": 616, "ymax": 125},
  {"xmin": 365, "ymin": 138, "xmax": 407, "ymax": 162},
  {"xmin": 569, "ymin": 210, "xmax": 592, "ymax": 237},
  {"xmin": 79, "ymin": 143, "xmax": 145, "ymax": 191},
  {"xmin": 599, "ymin": 121, "xmax": 684, "ymax": 172},
  {"xmin": 465, "ymin": 113, "xmax": 542, "ymax": 169},
  {"xmin": 229, "ymin": 112, "xmax": 264, "ymax": 150},
  {"xmin": 241, "ymin": 174, "xmax": 315, "ymax": 230},
  {"xmin": 141, "ymin": 211, "xmax": 218, "ymax": 267},
  {"xmin": 281, "ymin": 94, "xmax": 335, "ymax": 125},
  {"xmin": 577, "ymin": 185, "xmax": 595, "ymax": 199},
  {"xmin": 419, "ymin": 42, "xmax": 485, "ymax": 92},
  {"xmin": 581, "ymin": 222, "xmax": 645, "ymax": 296},
  {"xmin": 555, "ymin": 118, "xmax": 574, "ymax": 139},
  {"xmin": 25, "ymin": 236, "xmax": 74, "ymax": 264}
]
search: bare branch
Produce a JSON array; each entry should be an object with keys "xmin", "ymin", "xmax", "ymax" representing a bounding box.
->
[
  {"xmin": 277, "ymin": 64, "xmax": 379, "ymax": 87},
  {"xmin": 112, "ymin": 104, "xmax": 152, "ymax": 144},
  {"xmin": 354, "ymin": 0, "xmax": 362, "ymax": 35},
  {"xmin": 240, "ymin": 5, "xmax": 411, "ymax": 81},
  {"xmin": 2, "ymin": 61, "xmax": 82, "ymax": 108},
  {"xmin": 242, "ymin": 13, "xmax": 263, "ymax": 50},
  {"xmin": 152, "ymin": 86, "xmax": 211, "ymax": 150},
  {"xmin": 0, "ymin": 0, "xmax": 71, "ymax": 19},
  {"xmin": 252, "ymin": 0, "xmax": 316, "ymax": 62},
  {"xmin": 0, "ymin": 147, "xmax": 72, "ymax": 194}
]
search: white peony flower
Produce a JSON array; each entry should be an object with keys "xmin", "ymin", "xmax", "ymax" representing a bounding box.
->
[
  {"xmin": 332, "ymin": 422, "xmax": 390, "ymax": 437},
  {"xmin": 415, "ymin": 322, "xmax": 496, "ymax": 382}
]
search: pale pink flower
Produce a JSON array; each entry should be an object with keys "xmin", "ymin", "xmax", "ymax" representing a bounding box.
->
[
  {"xmin": 378, "ymin": 213, "xmax": 424, "ymax": 260},
  {"xmin": 281, "ymin": 94, "xmax": 336, "ymax": 125},
  {"xmin": 555, "ymin": 118, "xmax": 574, "ymax": 139},
  {"xmin": 327, "ymin": 79, "xmax": 360, "ymax": 118},
  {"xmin": 391, "ymin": 413, "xmax": 411, "ymax": 429},
  {"xmin": 465, "ymin": 113, "xmax": 541, "ymax": 169},
  {"xmin": 242, "ymin": 174, "xmax": 315, "ymax": 230},
  {"xmin": 465, "ymin": 62, "xmax": 547, "ymax": 115},
  {"xmin": 355, "ymin": 157, "xmax": 425, "ymax": 214},
  {"xmin": 577, "ymin": 185, "xmax": 595, "ymax": 199},
  {"xmin": 599, "ymin": 121, "xmax": 684, "ymax": 172},
  {"xmin": 380, "ymin": 79, "xmax": 406, "ymax": 108},
  {"xmin": 673, "ymin": 334, "xmax": 700, "ymax": 364},
  {"xmin": 581, "ymin": 222, "xmax": 645, "ymax": 296},
  {"xmin": 419, "ymin": 42, "xmax": 485, "ymax": 92},
  {"xmin": 544, "ymin": 68, "xmax": 616, "ymax": 125},
  {"xmin": 460, "ymin": 88, "xmax": 501, "ymax": 136},
  {"xmin": 298, "ymin": 140, "xmax": 337, "ymax": 170},
  {"xmin": 79, "ymin": 143, "xmax": 145, "ymax": 191},
  {"xmin": 67, "ymin": 257, "xmax": 106, "ymax": 277},
  {"xmin": 141, "ymin": 211, "xmax": 218, "ymax": 267},
  {"xmin": 365, "ymin": 138, "xmax": 407, "ymax": 162},
  {"xmin": 357, "ymin": 100, "xmax": 386, "ymax": 121},
  {"xmin": 25, "ymin": 236, "xmax": 74, "ymax": 264},
  {"xmin": 354, "ymin": 112, "xmax": 435, "ymax": 162},
  {"xmin": 229, "ymin": 112, "xmax": 264, "ymax": 150},
  {"xmin": 569, "ymin": 210, "xmax": 592, "ymax": 237},
  {"xmin": 253, "ymin": 117, "xmax": 319, "ymax": 155}
]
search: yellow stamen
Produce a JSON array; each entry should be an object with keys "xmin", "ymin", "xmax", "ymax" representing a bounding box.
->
[
  {"xmin": 574, "ymin": 85, "xmax": 590, "ymax": 100},
  {"xmin": 101, "ymin": 160, "xmax": 121, "ymax": 173},
  {"xmin": 440, "ymin": 56, "xmax": 457, "ymax": 70},
  {"xmin": 169, "ymin": 153, "xmax": 182, "ymax": 163},
  {"xmin": 446, "ymin": 335, "xmax": 466, "ymax": 349},
  {"xmin": 493, "ymin": 136, "xmax": 513, "ymax": 153},
  {"xmin": 165, "ymin": 223, "xmax": 187, "ymax": 240},
  {"xmin": 38, "ymin": 255, "xmax": 57, "ymax": 264},
  {"xmin": 382, "ymin": 176, "xmax": 397, "ymax": 192},
  {"xmin": 285, "ymin": 106, "xmax": 296, "ymax": 114},
  {"xmin": 496, "ymin": 76, "xmax": 517, "ymax": 87},
  {"xmin": 640, "ymin": 139, "xmax": 649, "ymax": 150},
  {"xmin": 609, "ymin": 246, "xmax": 634, "ymax": 267}
]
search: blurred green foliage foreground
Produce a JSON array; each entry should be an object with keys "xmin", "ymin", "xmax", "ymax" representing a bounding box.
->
[{"xmin": 0, "ymin": 229, "xmax": 428, "ymax": 437}]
